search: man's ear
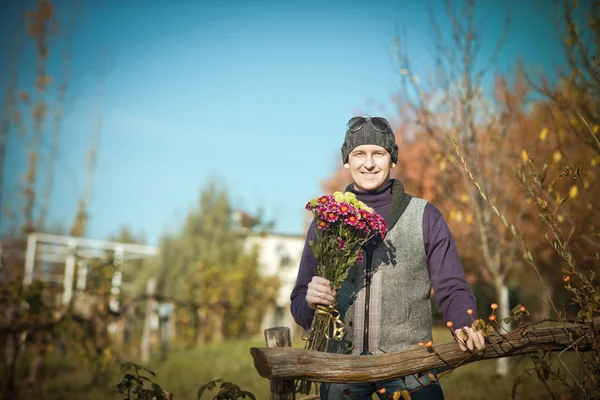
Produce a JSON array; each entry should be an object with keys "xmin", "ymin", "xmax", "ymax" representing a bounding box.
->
[{"xmin": 343, "ymin": 163, "xmax": 350, "ymax": 169}]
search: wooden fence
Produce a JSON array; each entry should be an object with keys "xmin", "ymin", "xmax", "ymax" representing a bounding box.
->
[{"xmin": 251, "ymin": 323, "xmax": 596, "ymax": 400}]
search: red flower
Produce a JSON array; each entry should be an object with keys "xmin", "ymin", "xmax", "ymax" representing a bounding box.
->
[{"xmin": 338, "ymin": 238, "xmax": 346, "ymax": 250}]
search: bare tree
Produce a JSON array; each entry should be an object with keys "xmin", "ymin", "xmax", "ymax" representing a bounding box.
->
[{"xmin": 393, "ymin": 0, "xmax": 532, "ymax": 376}]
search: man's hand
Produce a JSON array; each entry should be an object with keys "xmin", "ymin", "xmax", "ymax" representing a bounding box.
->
[
  {"xmin": 306, "ymin": 276, "xmax": 336, "ymax": 310},
  {"xmin": 454, "ymin": 326, "xmax": 485, "ymax": 353}
]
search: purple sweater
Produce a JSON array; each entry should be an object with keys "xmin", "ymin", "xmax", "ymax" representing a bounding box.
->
[{"xmin": 290, "ymin": 180, "xmax": 477, "ymax": 331}]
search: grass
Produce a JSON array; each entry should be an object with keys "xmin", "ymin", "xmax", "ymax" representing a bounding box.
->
[{"xmin": 20, "ymin": 327, "xmax": 583, "ymax": 399}]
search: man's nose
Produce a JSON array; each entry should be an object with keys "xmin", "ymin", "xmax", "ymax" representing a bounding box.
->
[{"xmin": 365, "ymin": 156, "xmax": 375, "ymax": 168}]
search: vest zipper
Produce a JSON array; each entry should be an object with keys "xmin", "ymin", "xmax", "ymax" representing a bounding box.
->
[{"xmin": 362, "ymin": 250, "xmax": 373, "ymax": 354}]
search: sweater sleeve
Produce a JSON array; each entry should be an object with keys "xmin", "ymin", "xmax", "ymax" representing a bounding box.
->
[
  {"xmin": 423, "ymin": 203, "xmax": 478, "ymax": 329},
  {"xmin": 290, "ymin": 220, "xmax": 318, "ymax": 331}
]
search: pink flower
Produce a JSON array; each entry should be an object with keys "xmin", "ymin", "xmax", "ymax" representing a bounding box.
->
[
  {"xmin": 317, "ymin": 220, "xmax": 329, "ymax": 230},
  {"xmin": 338, "ymin": 238, "xmax": 346, "ymax": 250},
  {"xmin": 318, "ymin": 195, "xmax": 332, "ymax": 205},
  {"xmin": 325, "ymin": 211, "xmax": 338, "ymax": 222},
  {"xmin": 338, "ymin": 203, "xmax": 352, "ymax": 215},
  {"xmin": 356, "ymin": 252, "xmax": 364, "ymax": 263},
  {"xmin": 344, "ymin": 214, "xmax": 359, "ymax": 226}
]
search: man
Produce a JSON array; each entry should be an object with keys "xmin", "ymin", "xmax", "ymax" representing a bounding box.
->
[{"xmin": 290, "ymin": 116, "xmax": 485, "ymax": 400}]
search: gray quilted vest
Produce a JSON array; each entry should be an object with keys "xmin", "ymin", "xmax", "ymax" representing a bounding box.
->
[{"xmin": 327, "ymin": 197, "xmax": 433, "ymax": 355}]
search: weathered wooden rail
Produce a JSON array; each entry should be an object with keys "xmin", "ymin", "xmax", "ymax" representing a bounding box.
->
[{"xmin": 251, "ymin": 324, "xmax": 596, "ymax": 400}]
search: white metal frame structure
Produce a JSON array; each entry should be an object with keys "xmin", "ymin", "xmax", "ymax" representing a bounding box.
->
[{"xmin": 0, "ymin": 232, "xmax": 160, "ymax": 312}]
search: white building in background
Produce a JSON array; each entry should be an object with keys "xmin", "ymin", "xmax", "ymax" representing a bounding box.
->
[{"xmin": 244, "ymin": 232, "xmax": 306, "ymax": 339}]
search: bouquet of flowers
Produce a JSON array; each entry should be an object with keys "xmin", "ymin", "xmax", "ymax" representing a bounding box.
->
[{"xmin": 297, "ymin": 191, "xmax": 388, "ymax": 394}]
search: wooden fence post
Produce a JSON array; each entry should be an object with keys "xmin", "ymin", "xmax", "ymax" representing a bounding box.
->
[
  {"xmin": 264, "ymin": 327, "xmax": 296, "ymax": 400},
  {"xmin": 140, "ymin": 278, "xmax": 156, "ymax": 363}
]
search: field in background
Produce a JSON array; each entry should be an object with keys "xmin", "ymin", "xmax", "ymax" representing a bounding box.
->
[{"xmin": 32, "ymin": 327, "xmax": 577, "ymax": 400}]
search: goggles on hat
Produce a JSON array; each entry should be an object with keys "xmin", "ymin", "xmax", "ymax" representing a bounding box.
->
[{"xmin": 346, "ymin": 116, "xmax": 391, "ymax": 133}]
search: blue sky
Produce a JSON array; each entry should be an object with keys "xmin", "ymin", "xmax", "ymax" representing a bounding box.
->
[{"xmin": 0, "ymin": 0, "xmax": 569, "ymax": 245}]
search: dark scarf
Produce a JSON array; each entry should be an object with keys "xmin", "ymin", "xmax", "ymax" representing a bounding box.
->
[{"xmin": 345, "ymin": 179, "xmax": 413, "ymax": 234}]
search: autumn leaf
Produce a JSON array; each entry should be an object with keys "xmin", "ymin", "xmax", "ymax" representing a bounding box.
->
[{"xmin": 540, "ymin": 127, "xmax": 548, "ymax": 141}]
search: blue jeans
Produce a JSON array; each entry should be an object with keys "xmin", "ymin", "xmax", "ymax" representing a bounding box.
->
[
  {"xmin": 319, "ymin": 352, "xmax": 445, "ymax": 400},
  {"xmin": 320, "ymin": 376, "xmax": 444, "ymax": 400}
]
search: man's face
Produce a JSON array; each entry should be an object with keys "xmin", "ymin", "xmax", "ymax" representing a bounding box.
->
[{"xmin": 345, "ymin": 144, "xmax": 395, "ymax": 192}]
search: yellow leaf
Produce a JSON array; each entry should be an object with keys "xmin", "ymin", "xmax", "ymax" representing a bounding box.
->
[
  {"xmin": 400, "ymin": 68, "xmax": 408, "ymax": 75},
  {"xmin": 592, "ymin": 158, "xmax": 597, "ymax": 167},
  {"xmin": 521, "ymin": 150, "xmax": 529, "ymax": 162},
  {"xmin": 460, "ymin": 194, "xmax": 469, "ymax": 203},
  {"xmin": 456, "ymin": 210, "xmax": 463, "ymax": 222},
  {"xmin": 553, "ymin": 151, "xmax": 562, "ymax": 163},
  {"xmin": 412, "ymin": 75, "xmax": 419, "ymax": 83},
  {"xmin": 540, "ymin": 127, "xmax": 548, "ymax": 141},
  {"xmin": 568, "ymin": 116, "xmax": 578, "ymax": 126},
  {"xmin": 450, "ymin": 209, "xmax": 456, "ymax": 221},
  {"xmin": 402, "ymin": 390, "xmax": 412, "ymax": 400},
  {"xmin": 593, "ymin": 125, "xmax": 599, "ymax": 134},
  {"xmin": 393, "ymin": 391, "xmax": 401, "ymax": 400},
  {"xmin": 584, "ymin": 179, "xmax": 590, "ymax": 189},
  {"xmin": 440, "ymin": 160, "xmax": 447, "ymax": 171},
  {"xmin": 569, "ymin": 185, "xmax": 578, "ymax": 199},
  {"xmin": 526, "ymin": 198, "xmax": 533, "ymax": 204},
  {"xmin": 448, "ymin": 155, "xmax": 456, "ymax": 163},
  {"xmin": 558, "ymin": 214, "xmax": 565, "ymax": 223},
  {"xmin": 466, "ymin": 213, "xmax": 473, "ymax": 224}
]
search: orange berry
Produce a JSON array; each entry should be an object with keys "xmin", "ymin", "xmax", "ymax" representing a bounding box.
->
[
  {"xmin": 426, "ymin": 340, "xmax": 433, "ymax": 347},
  {"xmin": 563, "ymin": 276, "xmax": 570, "ymax": 282},
  {"xmin": 489, "ymin": 315, "xmax": 496, "ymax": 321},
  {"xmin": 520, "ymin": 306, "xmax": 526, "ymax": 313},
  {"xmin": 446, "ymin": 321, "xmax": 453, "ymax": 328},
  {"xmin": 378, "ymin": 388, "xmax": 386, "ymax": 394},
  {"xmin": 490, "ymin": 303, "xmax": 498, "ymax": 310},
  {"xmin": 467, "ymin": 309, "xmax": 473, "ymax": 315},
  {"xmin": 418, "ymin": 342, "xmax": 424, "ymax": 347}
]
